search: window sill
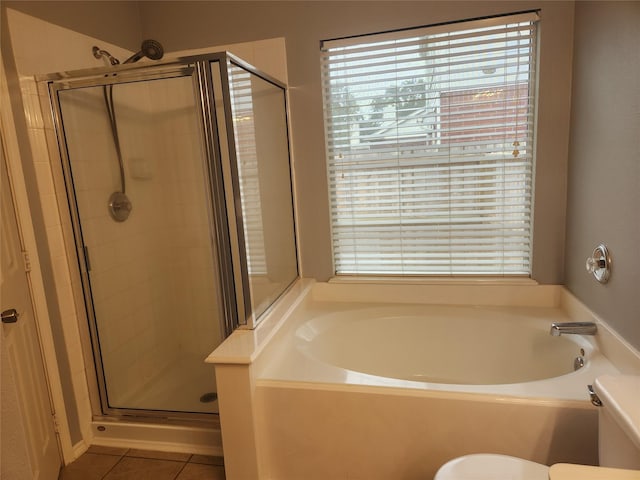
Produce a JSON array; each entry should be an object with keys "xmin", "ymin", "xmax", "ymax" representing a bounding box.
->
[{"xmin": 328, "ymin": 275, "xmax": 539, "ymax": 286}]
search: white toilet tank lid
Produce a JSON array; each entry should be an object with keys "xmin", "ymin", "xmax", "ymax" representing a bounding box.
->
[
  {"xmin": 434, "ymin": 454, "xmax": 548, "ymax": 480},
  {"xmin": 594, "ymin": 375, "xmax": 640, "ymax": 449}
]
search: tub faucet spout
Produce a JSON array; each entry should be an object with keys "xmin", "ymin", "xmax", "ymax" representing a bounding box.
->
[{"xmin": 549, "ymin": 322, "xmax": 597, "ymax": 336}]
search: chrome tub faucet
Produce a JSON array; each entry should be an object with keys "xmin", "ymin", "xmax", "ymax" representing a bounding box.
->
[{"xmin": 550, "ymin": 322, "xmax": 598, "ymax": 336}]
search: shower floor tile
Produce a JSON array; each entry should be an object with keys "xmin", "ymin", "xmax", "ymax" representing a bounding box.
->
[
  {"xmin": 117, "ymin": 353, "xmax": 218, "ymax": 414},
  {"xmin": 58, "ymin": 448, "xmax": 226, "ymax": 480}
]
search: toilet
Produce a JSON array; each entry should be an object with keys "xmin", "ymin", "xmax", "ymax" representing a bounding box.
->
[{"xmin": 434, "ymin": 375, "xmax": 640, "ymax": 479}]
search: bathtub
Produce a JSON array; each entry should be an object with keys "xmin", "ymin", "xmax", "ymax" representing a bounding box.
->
[
  {"xmin": 207, "ymin": 280, "xmax": 639, "ymax": 480},
  {"xmin": 271, "ymin": 303, "xmax": 618, "ymax": 400},
  {"xmin": 297, "ymin": 306, "xmax": 570, "ymax": 386}
]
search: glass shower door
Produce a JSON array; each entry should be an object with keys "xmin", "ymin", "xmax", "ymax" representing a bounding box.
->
[
  {"xmin": 210, "ymin": 59, "xmax": 298, "ymax": 326},
  {"xmin": 57, "ymin": 73, "xmax": 225, "ymax": 414}
]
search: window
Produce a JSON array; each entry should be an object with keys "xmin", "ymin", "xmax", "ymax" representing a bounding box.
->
[{"xmin": 321, "ymin": 12, "xmax": 539, "ymax": 275}]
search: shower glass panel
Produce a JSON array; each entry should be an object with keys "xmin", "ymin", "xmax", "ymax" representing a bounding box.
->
[
  {"xmin": 57, "ymin": 74, "xmax": 224, "ymax": 414},
  {"xmin": 212, "ymin": 61, "xmax": 297, "ymax": 325}
]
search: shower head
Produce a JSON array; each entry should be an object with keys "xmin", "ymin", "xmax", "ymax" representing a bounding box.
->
[
  {"xmin": 93, "ymin": 46, "xmax": 120, "ymax": 65},
  {"xmin": 123, "ymin": 39, "xmax": 164, "ymax": 64}
]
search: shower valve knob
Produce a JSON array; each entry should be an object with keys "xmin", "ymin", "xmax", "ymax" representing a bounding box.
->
[
  {"xmin": 108, "ymin": 191, "xmax": 132, "ymax": 222},
  {"xmin": 112, "ymin": 201, "xmax": 131, "ymax": 211},
  {"xmin": 585, "ymin": 244, "xmax": 611, "ymax": 283},
  {"xmin": 585, "ymin": 257, "xmax": 605, "ymax": 272}
]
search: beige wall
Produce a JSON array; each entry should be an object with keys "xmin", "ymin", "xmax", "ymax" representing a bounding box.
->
[
  {"xmin": 138, "ymin": 1, "xmax": 575, "ymax": 283},
  {"xmin": 3, "ymin": 1, "xmax": 142, "ymax": 52},
  {"xmin": 565, "ymin": 2, "xmax": 640, "ymax": 350}
]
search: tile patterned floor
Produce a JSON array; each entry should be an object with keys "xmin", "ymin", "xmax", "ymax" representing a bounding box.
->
[{"xmin": 58, "ymin": 446, "xmax": 225, "ymax": 480}]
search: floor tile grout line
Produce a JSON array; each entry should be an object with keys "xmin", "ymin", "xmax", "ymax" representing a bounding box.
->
[
  {"xmin": 101, "ymin": 455, "xmax": 192, "ymax": 480},
  {"xmin": 100, "ymin": 452, "xmax": 129, "ymax": 480},
  {"xmin": 102, "ymin": 447, "xmax": 129, "ymax": 479},
  {"xmin": 172, "ymin": 461, "xmax": 189, "ymax": 480}
]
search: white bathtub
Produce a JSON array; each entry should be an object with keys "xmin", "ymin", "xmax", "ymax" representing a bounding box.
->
[
  {"xmin": 298, "ymin": 305, "xmax": 594, "ymax": 384},
  {"xmin": 208, "ymin": 280, "xmax": 639, "ymax": 479},
  {"xmin": 262, "ymin": 301, "xmax": 618, "ymax": 401}
]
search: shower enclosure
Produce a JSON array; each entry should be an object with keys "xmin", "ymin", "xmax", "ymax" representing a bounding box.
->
[{"xmin": 45, "ymin": 53, "xmax": 298, "ymax": 419}]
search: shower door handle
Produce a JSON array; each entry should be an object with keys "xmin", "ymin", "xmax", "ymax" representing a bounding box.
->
[{"xmin": 1, "ymin": 308, "xmax": 20, "ymax": 323}]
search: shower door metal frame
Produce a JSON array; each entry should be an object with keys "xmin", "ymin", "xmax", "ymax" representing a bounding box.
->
[
  {"xmin": 43, "ymin": 52, "xmax": 296, "ymax": 421},
  {"xmin": 211, "ymin": 54, "xmax": 300, "ymax": 329}
]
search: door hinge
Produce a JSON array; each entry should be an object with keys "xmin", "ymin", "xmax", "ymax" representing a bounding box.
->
[
  {"xmin": 22, "ymin": 250, "xmax": 31, "ymax": 272},
  {"xmin": 52, "ymin": 413, "xmax": 61, "ymax": 434}
]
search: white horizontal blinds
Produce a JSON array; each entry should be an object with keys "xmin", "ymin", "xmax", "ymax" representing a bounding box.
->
[
  {"xmin": 321, "ymin": 13, "xmax": 538, "ymax": 275},
  {"xmin": 228, "ymin": 65, "xmax": 268, "ymax": 275}
]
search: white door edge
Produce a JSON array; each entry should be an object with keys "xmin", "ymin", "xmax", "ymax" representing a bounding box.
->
[{"xmin": 0, "ymin": 57, "xmax": 75, "ymax": 464}]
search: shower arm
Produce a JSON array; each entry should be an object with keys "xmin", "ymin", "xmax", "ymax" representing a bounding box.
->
[{"xmin": 92, "ymin": 46, "xmax": 120, "ymax": 66}]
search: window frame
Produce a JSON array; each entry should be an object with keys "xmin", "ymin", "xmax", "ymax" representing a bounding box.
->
[{"xmin": 320, "ymin": 11, "xmax": 540, "ymax": 278}]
